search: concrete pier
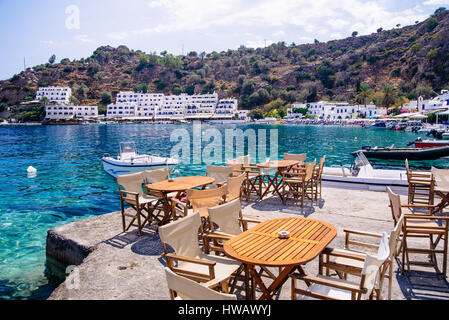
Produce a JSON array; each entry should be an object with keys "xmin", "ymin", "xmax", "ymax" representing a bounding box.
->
[{"xmin": 46, "ymin": 186, "xmax": 449, "ymax": 300}]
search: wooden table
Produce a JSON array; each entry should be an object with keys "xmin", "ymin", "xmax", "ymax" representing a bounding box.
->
[
  {"xmin": 257, "ymin": 160, "xmax": 300, "ymax": 199},
  {"xmin": 145, "ymin": 176, "xmax": 215, "ymax": 225},
  {"xmin": 223, "ymin": 217, "xmax": 337, "ymax": 300},
  {"xmin": 432, "ymin": 168, "xmax": 449, "ymax": 213}
]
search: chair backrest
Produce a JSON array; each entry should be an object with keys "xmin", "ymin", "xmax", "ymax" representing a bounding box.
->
[
  {"xmin": 117, "ymin": 172, "xmax": 145, "ymax": 197},
  {"xmin": 305, "ymin": 161, "xmax": 316, "ymax": 180},
  {"xmin": 405, "ymin": 159, "xmax": 410, "ymax": 174},
  {"xmin": 241, "ymin": 155, "xmax": 251, "ymax": 166},
  {"xmin": 227, "ymin": 173, "xmax": 246, "ymax": 201},
  {"xmin": 284, "ymin": 153, "xmax": 307, "ymax": 163},
  {"xmin": 164, "ymin": 267, "xmax": 237, "ymax": 300},
  {"xmin": 158, "ymin": 212, "xmax": 202, "ymax": 258},
  {"xmin": 186, "ymin": 185, "xmax": 227, "ymax": 213},
  {"xmin": 360, "ymin": 232, "xmax": 390, "ymax": 299},
  {"xmin": 206, "ymin": 165, "xmax": 234, "ymax": 185},
  {"xmin": 319, "ymin": 156, "xmax": 326, "ymax": 173},
  {"xmin": 386, "ymin": 187, "xmax": 402, "ymax": 225},
  {"xmin": 227, "ymin": 158, "xmax": 243, "ymax": 165},
  {"xmin": 145, "ymin": 168, "xmax": 170, "ymax": 184},
  {"xmin": 389, "ymin": 214, "xmax": 404, "ymax": 258},
  {"xmin": 208, "ymin": 198, "xmax": 242, "ymax": 236}
]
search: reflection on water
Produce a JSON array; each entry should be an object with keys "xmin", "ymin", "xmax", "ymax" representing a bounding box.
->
[{"xmin": 0, "ymin": 123, "xmax": 445, "ymax": 299}]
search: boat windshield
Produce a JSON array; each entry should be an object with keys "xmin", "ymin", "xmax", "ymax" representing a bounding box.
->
[{"xmin": 119, "ymin": 142, "xmax": 137, "ymax": 159}]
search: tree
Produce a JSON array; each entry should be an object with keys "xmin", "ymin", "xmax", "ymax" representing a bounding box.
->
[
  {"xmin": 249, "ymin": 108, "xmax": 264, "ymax": 120},
  {"xmin": 377, "ymin": 27, "xmax": 383, "ymax": 33},
  {"xmin": 101, "ymin": 91, "xmax": 112, "ymax": 105},
  {"xmin": 134, "ymin": 83, "xmax": 149, "ymax": 93},
  {"xmin": 433, "ymin": 7, "xmax": 446, "ymax": 16},
  {"xmin": 199, "ymin": 51, "xmax": 206, "ymax": 61},
  {"xmin": 39, "ymin": 96, "xmax": 49, "ymax": 106},
  {"xmin": 352, "ymin": 31, "xmax": 358, "ymax": 37},
  {"xmin": 48, "ymin": 54, "xmax": 56, "ymax": 64},
  {"xmin": 69, "ymin": 95, "xmax": 80, "ymax": 105},
  {"xmin": 356, "ymin": 83, "xmax": 374, "ymax": 107},
  {"xmin": 426, "ymin": 17, "xmax": 439, "ymax": 32},
  {"xmin": 381, "ymin": 84, "xmax": 398, "ymax": 113}
]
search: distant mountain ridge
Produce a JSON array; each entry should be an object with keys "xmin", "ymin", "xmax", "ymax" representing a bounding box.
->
[{"xmin": 1, "ymin": 9, "xmax": 449, "ymax": 113}]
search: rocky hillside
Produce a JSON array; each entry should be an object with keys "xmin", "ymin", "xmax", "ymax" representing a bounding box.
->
[{"xmin": 1, "ymin": 8, "xmax": 449, "ymax": 114}]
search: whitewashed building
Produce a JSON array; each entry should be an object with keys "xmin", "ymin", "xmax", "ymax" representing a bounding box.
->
[
  {"xmin": 214, "ymin": 98, "xmax": 238, "ymax": 119},
  {"xmin": 306, "ymin": 101, "xmax": 386, "ymax": 120},
  {"xmin": 45, "ymin": 105, "xmax": 98, "ymax": 119},
  {"xmin": 36, "ymin": 87, "xmax": 72, "ymax": 105}
]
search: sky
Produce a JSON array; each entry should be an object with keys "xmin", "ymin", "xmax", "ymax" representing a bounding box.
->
[{"xmin": 0, "ymin": 0, "xmax": 448, "ymax": 80}]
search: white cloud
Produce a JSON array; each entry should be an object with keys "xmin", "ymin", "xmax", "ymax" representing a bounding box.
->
[
  {"xmin": 74, "ymin": 34, "xmax": 94, "ymax": 43},
  {"xmin": 423, "ymin": 0, "xmax": 449, "ymax": 5},
  {"xmin": 104, "ymin": 0, "xmax": 437, "ymax": 45}
]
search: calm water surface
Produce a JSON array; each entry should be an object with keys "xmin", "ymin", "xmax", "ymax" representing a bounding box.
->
[{"xmin": 0, "ymin": 123, "xmax": 447, "ymax": 299}]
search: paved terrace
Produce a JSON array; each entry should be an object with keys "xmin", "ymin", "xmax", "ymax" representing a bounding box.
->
[{"xmin": 47, "ymin": 185, "xmax": 449, "ymax": 300}]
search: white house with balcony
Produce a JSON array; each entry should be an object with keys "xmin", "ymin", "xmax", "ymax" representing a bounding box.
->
[
  {"xmin": 45, "ymin": 105, "xmax": 98, "ymax": 119},
  {"xmin": 36, "ymin": 87, "xmax": 72, "ymax": 105},
  {"xmin": 306, "ymin": 101, "xmax": 386, "ymax": 120},
  {"xmin": 214, "ymin": 98, "xmax": 238, "ymax": 119}
]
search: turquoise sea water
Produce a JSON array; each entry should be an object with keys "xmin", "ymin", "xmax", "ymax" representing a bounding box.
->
[{"xmin": 0, "ymin": 123, "xmax": 448, "ymax": 300}]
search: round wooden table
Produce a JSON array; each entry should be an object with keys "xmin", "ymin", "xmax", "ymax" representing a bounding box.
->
[
  {"xmin": 257, "ymin": 160, "xmax": 300, "ymax": 199},
  {"xmin": 145, "ymin": 176, "xmax": 215, "ymax": 224},
  {"xmin": 224, "ymin": 217, "xmax": 337, "ymax": 300}
]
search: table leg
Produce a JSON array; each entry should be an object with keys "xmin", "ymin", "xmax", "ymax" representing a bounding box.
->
[
  {"xmin": 248, "ymin": 264, "xmax": 296, "ymax": 300},
  {"xmin": 160, "ymin": 192, "xmax": 173, "ymax": 225},
  {"xmin": 435, "ymin": 191, "xmax": 449, "ymax": 213}
]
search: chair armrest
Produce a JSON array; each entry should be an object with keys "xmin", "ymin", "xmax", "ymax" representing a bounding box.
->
[
  {"xmin": 404, "ymin": 214, "xmax": 449, "ymax": 221},
  {"xmin": 171, "ymin": 197, "xmax": 188, "ymax": 208},
  {"xmin": 401, "ymin": 204, "xmax": 438, "ymax": 209},
  {"xmin": 291, "ymin": 273, "xmax": 365, "ymax": 294},
  {"xmin": 343, "ymin": 229, "xmax": 382, "ymax": 238},
  {"xmin": 119, "ymin": 190, "xmax": 139, "ymax": 197},
  {"xmin": 240, "ymin": 217, "xmax": 262, "ymax": 224},
  {"xmin": 203, "ymin": 232, "xmax": 233, "ymax": 241},
  {"xmin": 321, "ymin": 248, "xmax": 367, "ymax": 261},
  {"xmin": 164, "ymin": 253, "xmax": 216, "ymax": 267}
]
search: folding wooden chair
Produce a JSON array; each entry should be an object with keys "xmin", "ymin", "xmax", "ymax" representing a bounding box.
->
[
  {"xmin": 281, "ymin": 161, "xmax": 315, "ymax": 206},
  {"xmin": 387, "ymin": 187, "xmax": 449, "ymax": 277},
  {"xmin": 405, "ymin": 159, "xmax": 435, "ymax": 206},
  {"xmin": 291, "ymin": 233, "xmax": 390, "ymax": 300},
  {"xmin": 164, "ymin": 267, "xmax": 237, "ymax": 300},
  {"xmin": 117, "ymin": 172, "xmax": 165, "ymax": 235}
]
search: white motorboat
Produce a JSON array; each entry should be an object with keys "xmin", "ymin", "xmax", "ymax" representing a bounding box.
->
[
  {"xmin": 102, "ymin": 142, "xmax": 179, "ymax": 177},
  {"xmin": 321, "ymin": 152, "xmax": 408, "ymax": 192}
]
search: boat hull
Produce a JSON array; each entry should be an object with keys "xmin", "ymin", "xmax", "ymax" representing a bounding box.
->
[
  {"xmin": 414, "ymin": 141, "xmax": 449, "ymax": 148},
  {"xmin": 102, "ymin": 158, "xmax": 177, "ymax": 177},
  {"xmin": 352, "ymin": 146, "xmax": 449, "ymax": 160},
  {"xmin": 322, "ymin": 166, "xmax": 408, "ymax": 193}
]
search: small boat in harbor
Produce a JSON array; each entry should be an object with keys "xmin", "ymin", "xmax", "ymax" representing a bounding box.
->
[
  {"xmin": 322, "ymin": 152, "xmax": 408, "ymax": 191},
  {"xmin": 102, "ymin": 142, "xmax": 179, "ymax": 177},
  {"xmin": 351, "ymin": 145, "xmax": 449, "ymax": 160},
  {"xmin": 409, "ymin": 137, "xmax": 449, "ymax": 148}
]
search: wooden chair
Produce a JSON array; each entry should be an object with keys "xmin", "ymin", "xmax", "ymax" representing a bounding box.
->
[
  {"xmin": 313, "ymin": 156, "xmax": 326, "ymax": 199},
  {"xmin": 387, "ymin": 187, "xmax": 449, "ymax": 277},
  {"xmin": 291, "ymin": 233, "xmax": 390, "ymax": 300},
  {"xmin": 158, "ymin": 212, "xmax": 242, "ymax": 292},
  {"xmin": 226, "ymin": 173, "xmax": 246, "ymax": 202},
  {"xmin": 171, "ymin": 185, "xmax": 227, "ymax": 221},
  {"xmin": 202, "ymin": 199, "xmax": 272, "ymax": 298},
  {"xmin": 319, "ymin": 215, "xmax": 404, "ymax": 300},
  {"xmin": 164, "ymin": 267, "xmax": 237, "ymax": 300},
  {"xmin": 206, "ymin": 165, "xmax": 234, "ymax": 189},
  {"xmin": 281, "ymin": 161, "xmax": 316, "ymax": 206},
  {"xmin": 117, "ymin": 172, "xmax": 165, "ymax": 235},
  {"xmin": 144, "ymin": 168, "xmax": 170, "ymax": 184},
  {"xmin": 405, "ymin": 159, "xmax": 435, "ymax": 206},
  {"xmin": 229, "ymin": 156, "xmax": 263, "ymax": 201},
  {"xmin": 284, "ymin": 153, "xmax": 306, "ymax": 174}
]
